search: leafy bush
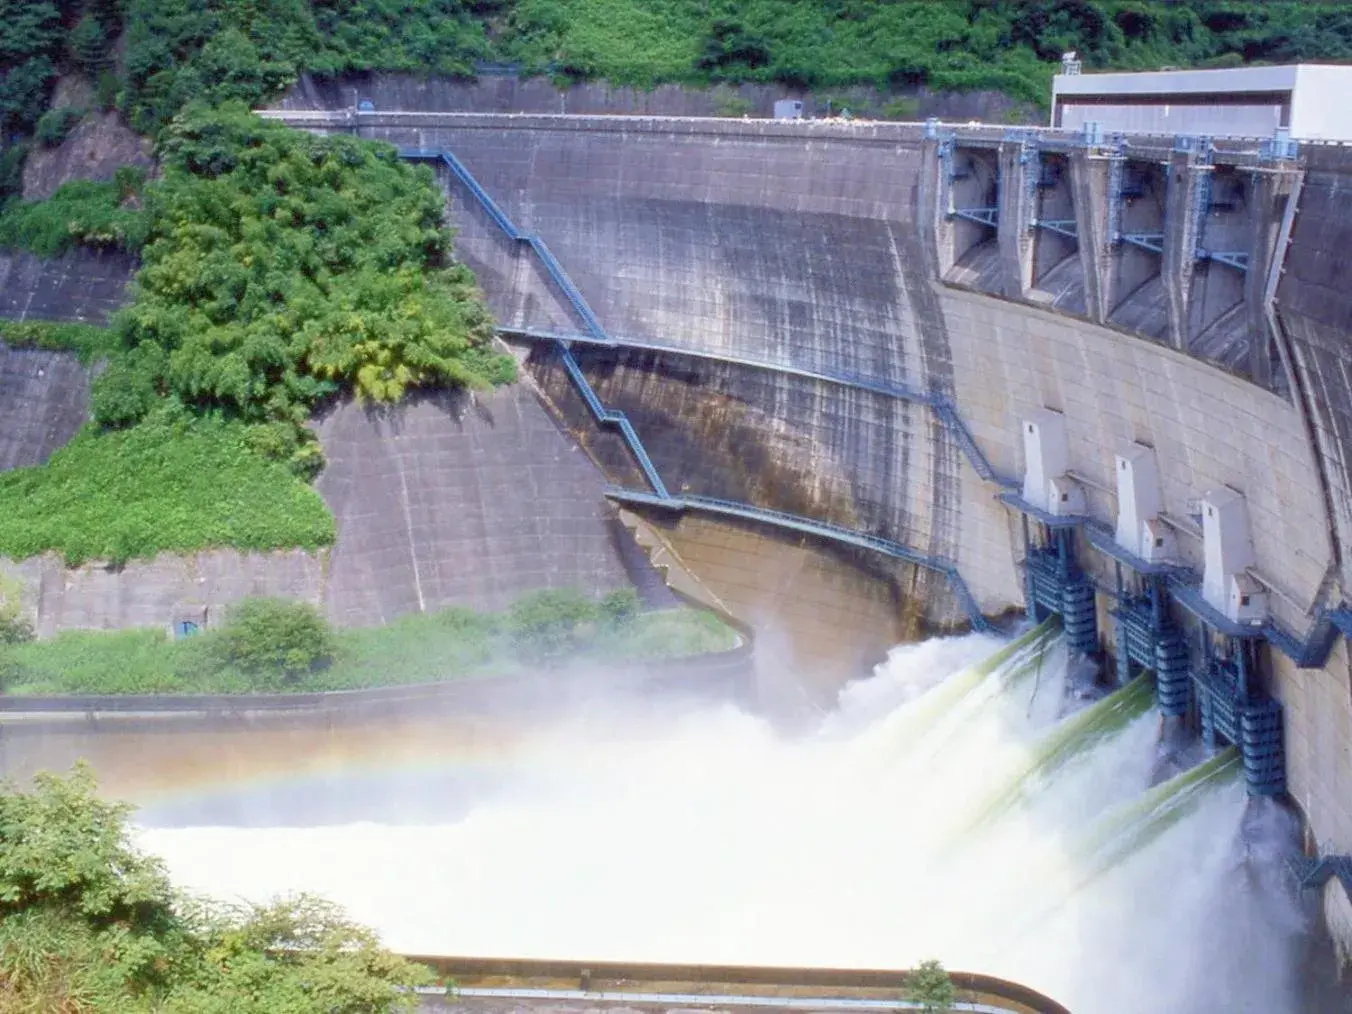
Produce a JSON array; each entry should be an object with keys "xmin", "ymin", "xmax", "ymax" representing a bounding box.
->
[
  {"xmin": 0, "ymin": 408, "xmax": 336, "ymax": 567},
  {"xmin": 905, "ymin": 959, "xmax": 957, "ymax": 1014},
  {"xmin": 600, "ymin": 586, "xmax": 641, "ymax": 625},
  {"xmin": 508, "ymin": 587, "xmax": 602, "ymax": 661},
  {"xmin": 0, "ymin": 610, "xmax": 32, "ymax": 645},
  {"xmin": 214, "ymin": 597, "xmax": 336, "ymax": 681},
  {"xmin": 0, "ymin": 765, "xmax": 432, "ymax": 1012},
  {"xmin": 92, "ymin": 104, "xmax": 513, "ymax": 447},
  {"xmin": 33, "ymin": 105, "xmax": 83, "ymax": 146},
  {"xmin": 0, "ymin": 176, "xmax": 149, "ymax": 257}
]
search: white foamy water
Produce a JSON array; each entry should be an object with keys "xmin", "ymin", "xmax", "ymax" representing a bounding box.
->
[{"xmin": 138, "ymin": 631, "xmax": 1307, "ymax": 1013}]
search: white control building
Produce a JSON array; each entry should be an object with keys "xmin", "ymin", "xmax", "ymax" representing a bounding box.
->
[{"xmin": 1051, "ymin": 58, "xmax": 1352, "ymax": 141}]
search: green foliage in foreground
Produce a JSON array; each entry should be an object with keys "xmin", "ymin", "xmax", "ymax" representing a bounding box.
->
[
  {"xmin": 0, "ymin": 765, "xmax": 432, "ymax": 1013},
  {"xmin": 0, "ymin": 408, "xmax": 336, "ymax": 567},
  {"xmin": 0, "ymin": 589, "xmax": 739, "ymax": 695},
  {"xmin": 0, "ymin": 167, "xmax": 149, "ymax": 257}
]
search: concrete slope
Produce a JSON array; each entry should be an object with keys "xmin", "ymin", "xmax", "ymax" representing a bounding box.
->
[
  {"xmin": 313, "ymin": 384, "xmax": 643, "ymax": 625},
  {"xmin": 0, "ymin": 343, "xmax": 92, "ymax": 471},
  {"xmin": 0, "ymin": 248, "xmax": 135, "ymax": 324}
]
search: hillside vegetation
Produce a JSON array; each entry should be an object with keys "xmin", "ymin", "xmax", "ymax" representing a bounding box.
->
[
  {"xmin": 0, "ymin": 102, "xmax": 513, "ymax": 562},
  {"xmin": 1, "ymin": 1, "xmax": 1348, "ymax": 148},
  {"xmin": 0, "ymin": 0, "xmax": 1343, "ymax": 566}
]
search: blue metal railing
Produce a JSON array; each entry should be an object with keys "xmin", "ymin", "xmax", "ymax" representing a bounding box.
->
[
  {"xmin": 499, "ymin": 326, "xmax": 1018, "ymax": 490},
  {"xmin": 1290, "ymin": 854, "xmax": 1352, "ymax": 895},
  {"xmin": 401, "ymin": 145, "xmax": 998, "ymax": 629}
]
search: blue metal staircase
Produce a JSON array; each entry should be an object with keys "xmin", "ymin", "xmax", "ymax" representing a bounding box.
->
[
  {"xmin": 402, "ymin": 146, "xmax": 995, "ymax": 632},
  {"xmin": 1290, "ymin": 854, "xmax": 1352, "ymax": 895}
]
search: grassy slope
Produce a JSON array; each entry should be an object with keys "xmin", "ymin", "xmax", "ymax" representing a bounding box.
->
[
  {"xmin": 0, "ymin": 411, "xmax": 335, "ymax": 567},
  {"xmin": 0, "ymin": 606, "xmax": 739, "ymax": 695}
]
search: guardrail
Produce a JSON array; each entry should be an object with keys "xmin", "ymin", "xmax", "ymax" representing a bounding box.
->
[
  {"xmin": 399, "ymin": 146, "xmax": 995, "ymax": 632},
  {"xmin": 404, "ymin": 955, "xmax": 1072, "ymax": 1014}
]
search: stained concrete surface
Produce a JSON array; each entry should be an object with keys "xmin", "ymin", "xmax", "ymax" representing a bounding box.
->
[
  {"xmin": 313, "ymin": 384, "xmax": 642, "ymax": 625},
  {"xmin": 0, "ymin": 247, "xmax": 135, "ymax": 324},
  {"xmin": 21, "ymin": 110, "xmax": 154, "ymax": 201},
  {"xmin": 282, "ymin": 72, "xmax": 1031, "ymax": 123},
  {"xmin": 0, "ymin": 343, "xmax": 91, "ymax": 470}
]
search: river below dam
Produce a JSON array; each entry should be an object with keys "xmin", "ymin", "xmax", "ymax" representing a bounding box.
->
[{"xmin": 8, "ymin": 626, "xmax": 1339, "ymax": 1012}]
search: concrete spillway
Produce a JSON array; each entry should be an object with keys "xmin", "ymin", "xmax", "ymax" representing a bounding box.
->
[{"xmin": 131, "ymin": 627, "xmax": 1322, "ymax": 1014}]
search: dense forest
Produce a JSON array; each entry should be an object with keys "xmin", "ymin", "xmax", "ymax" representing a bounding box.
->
[{"xmin": 3, "ymin": 2, "xmax": 1352, "ymax": 144}]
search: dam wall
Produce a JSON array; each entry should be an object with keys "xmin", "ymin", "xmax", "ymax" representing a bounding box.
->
[
  {"xmin": 263, "ymin": 109, "xmax": 1352, "ymax": 931},
  {"xmin": 332, "ymin": 114, "xmax": 1332, "ymax": 623}
]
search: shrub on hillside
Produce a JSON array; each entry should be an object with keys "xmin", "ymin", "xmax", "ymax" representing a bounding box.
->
[
  {"xmin": 508, "ymin": 588, "xmax": 602, "ymax": 662},
  {"xmin": 0, "ymin": 176, "xmax": 148, "ymax": 257},
  {"xmin": 215, "ymin": 597, "xmax": 335, "ymax": 680},
  {"xmin": 91, "ymin": 103, "xmax": 514, "ymax": 473},
  {"xmin": 34, "ymin": 106, "xmax": 83, "ymax": 147}
]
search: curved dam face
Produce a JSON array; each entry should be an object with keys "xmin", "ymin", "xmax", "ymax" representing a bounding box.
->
[{"xmin": 258, "ymin": 108, "xmax": 1352, "ymax": 953}]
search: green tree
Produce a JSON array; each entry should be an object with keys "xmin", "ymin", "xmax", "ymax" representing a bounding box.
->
[
  {"xmin": 0, "ymin": 765, "xmax": 432, "ymax": 1012},
  {"xmin": 68, "ymin": 12, "xmax": 111, "ymax": 75},
  {"xmin": 905, "ymin": 959, "xmax": 957, "ymax": 1014},
  {"xmin": 0, "ymin": 0, "xmax": 61, "ymax": 133},
  {"xmin": 215, "ymin": 596, "xmax": 336, "ymax": 680}
]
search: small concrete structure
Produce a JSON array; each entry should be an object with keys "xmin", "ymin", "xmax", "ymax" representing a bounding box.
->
[
  {"xmin": 1201, "ymin": 487, "xmax": 1263, "ymax": 624},
  {"xmin": 1052, "ymin": 64, "xmax": 1352, "ymax": 140},
  {"xmin": 1115, "ymin": 444, "xmax": 1164, "ymax": 557},
  {"xmin": 773, "ymin": 99, "xmax": 803, "ymax": 120},
  {"xmin": 1021, "ymin": 409, "xmax": 1079, "ymax": 514}
]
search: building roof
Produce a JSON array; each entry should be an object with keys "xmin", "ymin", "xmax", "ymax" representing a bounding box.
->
[{"xmin": 1053, "ymin": 63, "xmax": 1350, "ymax": 98}]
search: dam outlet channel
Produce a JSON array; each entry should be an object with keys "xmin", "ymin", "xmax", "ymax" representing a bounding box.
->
[{"xmin": 127, "ymin": 627, "xmax": 1318, "ymax": 1014}]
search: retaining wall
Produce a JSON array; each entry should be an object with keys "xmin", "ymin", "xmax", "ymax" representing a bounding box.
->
[
  {"xmin": 0, "ymin": 247, "xmax": 135, "ymax": 324},
  {"xmin": 0, "ymin": 644, "xmax": 754, "ymax": 794},
  {"xmin": 280, "ymin": 72, "xmax": 1030, "ymax": 124}
]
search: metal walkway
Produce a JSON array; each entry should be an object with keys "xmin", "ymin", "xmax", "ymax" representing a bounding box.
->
[
  {"xmin": 402, "ymin": 147, "xmax": 993, "ymax": 631},
  {"xmin": 498, "ymin": 326, "xmax": 1017, "ymax": 490}
]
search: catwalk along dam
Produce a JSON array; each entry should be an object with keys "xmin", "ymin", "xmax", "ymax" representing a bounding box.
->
[{"xmin": 248, "ymin": 102, "xmax": 1352, "ymax": 958}]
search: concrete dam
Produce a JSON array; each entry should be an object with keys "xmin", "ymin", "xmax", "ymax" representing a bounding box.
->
[{"xmin": 8, "ymin": 96, "xmax": 1352, "ymax": 1010}]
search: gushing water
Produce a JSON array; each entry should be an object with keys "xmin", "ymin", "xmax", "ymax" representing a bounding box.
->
[{"xmin": 137, "ymin": 628, "xmax": 1309, "ymax": 1013}]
